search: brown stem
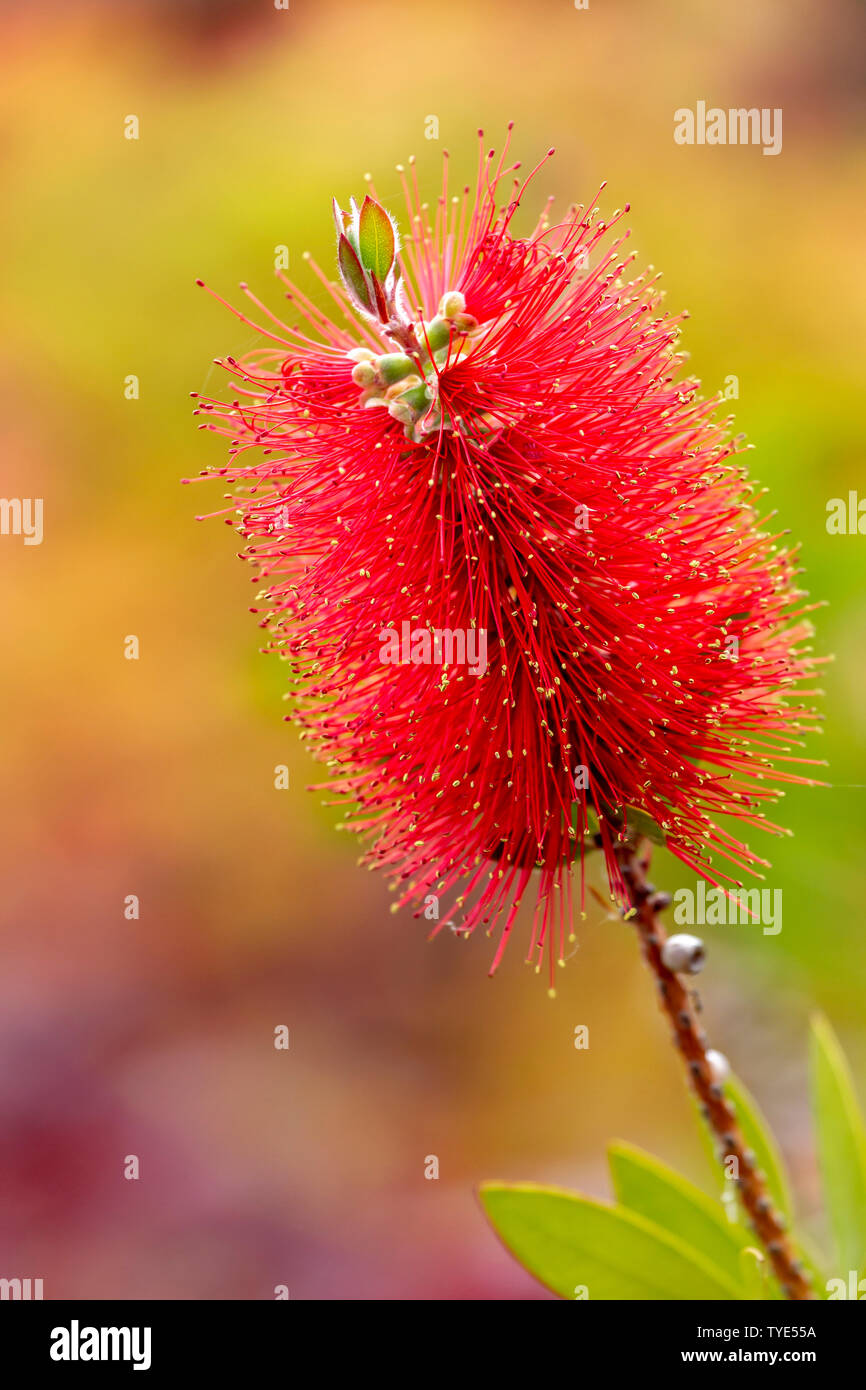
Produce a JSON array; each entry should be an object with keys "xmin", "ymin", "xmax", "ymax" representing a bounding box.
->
[{"xmin": 614, "ymin": 839, "xmax": 815, "ymax": 1301}]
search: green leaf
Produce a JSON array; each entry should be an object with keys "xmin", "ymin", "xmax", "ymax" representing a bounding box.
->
[
  {"xmin": 569, "ymin": 801, "xmax": 600, "ymax": 845},
  {"xmin": 357, "ymin": 195, "xmax": 395, "ymax": 281},
  {"xmin": 739, "ymin": 1246, "xmax": 772, "ymax": 1300},
  {"xmin": 622, "ymin": 805, "xmax": 666, "ymax": 844},
  {"xmin": 479, "ymin": 1182, "xmax": 742, "ymax": 1300},
  {"xmin": 592, "ymin": 796, "xmax": 666, "ymax": 845},
  {"xmin": 331, "ymin": 196, "xmax": 348, "ymax": 239},
  {"xmin": 809, "ymin": 1013, "xmax": 866, "ymax": 1279},
  {"xmin": 721, "ymin": 1072, "xmax": 795, "ymax": 1226},
  {"xmin": 608, "ymin": 1141, "xmax": 753, "ymax": 1291},
  {"xmin": 337, "ymin": 234, "xmax": 371, "ymax": 312}
]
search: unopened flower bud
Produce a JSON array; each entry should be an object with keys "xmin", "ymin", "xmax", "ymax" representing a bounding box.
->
[
  {"xmin": 351, "ymin": 360, "xmax": 378, "ymax": 388},
  {"xmin": 384, "ymin": 375, "xmax": 422, "ymax": 400},
  {"xmin": 660, "ymin": 933, "xmax": 706, "ymax": 974},
  {"xmin": 399, "ymin": 383, "xmax": 433, "ymax": 413},
  {"xmin": 438, "ymin": 290, "xmax": 466, "ymax": 320},
  {"xmin": 388, "ymin": 382, "xmax": 433, "ymax": 432},
  {"xmin": 386, "ymin": 399, "xmax": 410, "ymax": 422},
  {"xmin": 416, "ymin": 316, "xmax": 452, "ymax": 353},
  {"xmin": 377, "ymin": 353, "xmax": 418, "ymax": 386},
  {"xmin": 452, "ymin": 311, "xmax": 479, "ymax": 335}
]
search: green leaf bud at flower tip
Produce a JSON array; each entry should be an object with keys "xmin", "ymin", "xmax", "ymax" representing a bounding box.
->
[
  {"xmin": 337, "ymin": 234, "xmax": 373, "ymax": 314},
  {"xmin": 358, "ymin": 195, "xmax": 397, "ymax": 282}
]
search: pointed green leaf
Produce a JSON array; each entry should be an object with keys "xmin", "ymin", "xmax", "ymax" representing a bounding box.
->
[
  {"xmin": 622, "ymin": 805, "xmax": 666, "ymax": 844},
  {"xmin": 337, "ymin": 234, "xmax": 372, "ymax": 312},
  {"xmin": 608, "ymin": 1141, "xmax": 753, "ymax": 1291},
  {"xmin": 480, "ymin": 1182, "xmax": 742, "ymax": 1300},
  {"xmin": 331, "ymin": 196, "xmax": 347, "ymax": 238},
  {"xmin": 357, "ymin": 195, "xmax": 396, "ymax": 281},
  {"xmin": 720, "ymin": 1072, "xmax": 795, "ymax": 1225},
  {"xmin": 809, "ymin": 1013, "xmax": 866, "ymax": 1279},
  {"xmin": 739, "ymin": 1246, "xmax": 772, "ymax": 1300},
  {"xmin": 592, "ymin": 797, "xmax": 666, "ymax": 845}
]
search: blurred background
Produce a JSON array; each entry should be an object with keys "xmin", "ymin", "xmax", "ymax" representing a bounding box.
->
[{"xmin": 0, "ymin": 0, "xmax": 864, "ymax": 1299}]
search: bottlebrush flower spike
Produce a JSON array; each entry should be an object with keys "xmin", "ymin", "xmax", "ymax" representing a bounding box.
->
[{"xmin": 190, "ymin": 129, "xmax": 824, "ymax": 990}]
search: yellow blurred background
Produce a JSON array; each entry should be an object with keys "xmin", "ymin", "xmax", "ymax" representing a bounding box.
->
[{"xmin": 0, "ymin": 0, "xmax": 864, "ymax": 1297}]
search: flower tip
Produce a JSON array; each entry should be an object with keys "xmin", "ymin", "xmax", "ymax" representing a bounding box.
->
[{"xmin": 195, "ymin": 278, "xmax": 205, "ymax": 287}]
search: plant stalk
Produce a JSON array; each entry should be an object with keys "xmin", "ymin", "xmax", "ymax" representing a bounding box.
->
[{"xmin": 614, "ymin": 839, "xmax": 815, "ymax": 1301}]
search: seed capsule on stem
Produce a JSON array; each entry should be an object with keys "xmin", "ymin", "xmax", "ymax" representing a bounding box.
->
[
  {"xmin": 660, "ymin": 933, "xmax": 706, "ymax": 974},
  {"xmin": 706, "ymin": 1048, "xmax": 730, "ymax": 1083}
]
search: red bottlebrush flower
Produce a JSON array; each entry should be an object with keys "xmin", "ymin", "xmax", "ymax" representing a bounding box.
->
[{"xmin": 191, "ymin": 129, "xmax": 823, "ymax": 989}]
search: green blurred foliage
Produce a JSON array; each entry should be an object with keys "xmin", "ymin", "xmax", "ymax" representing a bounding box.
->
[{"xmin": 483, "ymin": 1017, "xmax": 866, "ymax": 1298}]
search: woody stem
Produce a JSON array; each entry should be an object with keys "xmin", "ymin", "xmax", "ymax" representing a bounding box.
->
[{"xmin": 614, "ymin": 839, "xmax": 815, "ymax": 1301}]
